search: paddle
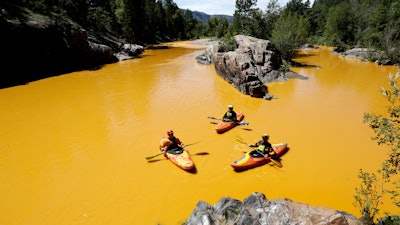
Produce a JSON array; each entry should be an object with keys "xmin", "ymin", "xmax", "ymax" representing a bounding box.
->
[
  {"xmin": 145, "ymin": 142, "xmax": 199, "ymax": 160},
  {"xmin": 207, "ymin": 116, "xmax": 249, "ymax": 126},
  {"xmin": 147, "ymin": 152, "xmax": 209, "ymax": 162},
  {"xmin": 235, "ymin": 136, "xmax": 282, "ymax": 167},
  {"xmin": 209, "ymin": 121, "xmax": 252, "ymax": 131}
]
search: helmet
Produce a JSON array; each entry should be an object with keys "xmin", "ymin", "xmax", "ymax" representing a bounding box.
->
[
  {"xmin": 262, "ymin": 134, "xmax": 269, "ymax": 138},
  {"xmin": 228, "ymin": 105, "xmax": 233, "ymax": 109},
  {"xmin": 167, "ymin": 130, "xmax": 174, "ymax": 135}
]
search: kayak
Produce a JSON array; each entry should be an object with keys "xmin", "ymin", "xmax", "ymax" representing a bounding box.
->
[
  {"xmin": 231, "ymin": 142, "xmax": 288, "ymax": 171},
  {"xmin": 159, "ymin": 137, "xmax": 195, "ymax": 171},
  {"xmin": 165, "ymin": 147, "xmax": 195, "ymax": 171},
  {"xmin": 215, "ymin": 112, "xmax": 245, "ymax": 134}
]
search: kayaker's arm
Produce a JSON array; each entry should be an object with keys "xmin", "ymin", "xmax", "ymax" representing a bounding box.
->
[
  {"xmin": 159, "ymin": 146, "xmax": 167, "ymax": 152},
  {"xmin": 248, "ymin": 140, "xmax": 261, "ymax": 148}
]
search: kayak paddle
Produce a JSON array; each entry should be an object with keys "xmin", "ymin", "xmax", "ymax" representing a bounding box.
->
[
  {"xmin": 145, "ymin": 142, "xmax": 199, "ymax": 160},
  {"xmin": 147, "ymin": 151, "xmax": 209, "ymax": 162},
  {"xmin": 207, "ymin": 116, "xmax": 249, "ymax": 126}
]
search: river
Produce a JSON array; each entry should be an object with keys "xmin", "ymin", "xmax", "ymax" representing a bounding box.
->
[{"xmin": 0, "ymin": 40, "xmax": 398, "ymax": 225}]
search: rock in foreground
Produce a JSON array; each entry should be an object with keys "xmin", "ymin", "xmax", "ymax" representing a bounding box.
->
[{"xmin": 185, "ymin": 192, "xmax": 363, "ymax": 225}]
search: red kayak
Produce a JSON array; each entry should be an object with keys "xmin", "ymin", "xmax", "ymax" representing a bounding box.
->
[
  {"xmin": 231, "ymin": 142, "xmax": 288, "ymax": 171},
  {"xmin": 215, "ymin": 112, "xmax": 245, "ymax": 134}
]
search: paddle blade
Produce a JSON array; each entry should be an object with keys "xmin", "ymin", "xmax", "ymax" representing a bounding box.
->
[
  {"xmin": 145, "ymin": 152, "xmax": 164, "ymax": 160},
  {"xmin": 270, "ymin": 158, "xmax": 283, "ymax": 168},
  {"xmin": 207, "ymin": 116, "xmax": 220, "ymax": 120},
  {"xmin": 240, "ymin": 127, "xmax": 252, "ymax": 131},
  {"xmin": 238, "ymin": 121, "xmax": 249, "ymax": 126},
  {"xmin": 236, "ymin": 136, "xmax": 247, "ymax": 145},
  {"xmin": 192, "ymin": 152, "xmax": 209, "ymax": 156}
]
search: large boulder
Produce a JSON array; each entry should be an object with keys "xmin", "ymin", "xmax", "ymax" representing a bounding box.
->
[
  {"xmin": 196, "ymin": 35, "xmax": 306, "ymax": 99},
  {"xmin": 185, "ymin": 192, "xmax": 363, "ymax": 225}
]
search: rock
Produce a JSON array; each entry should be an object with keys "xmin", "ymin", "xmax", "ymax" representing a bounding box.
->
[
  {"xmin": 332, "ymin": 47, "xmax": 395, "ymax": 65},
  {"xmin": 0, "ymin": 5, "xmax": 141, "ymax": 88},
  {"xmin": 376, "ymin": 59, "xmax": 394, "ymax": 65},
  {"xmin": 185, "ymin": 192, "xmax": 364, "ymax": 225},
  {"xmin": 196, "ymin": 35, "xmax": 306, "ymax": 99},
  {"xmin": 115, "ymin": 44, "xmax": 144, "ymax": 61}
]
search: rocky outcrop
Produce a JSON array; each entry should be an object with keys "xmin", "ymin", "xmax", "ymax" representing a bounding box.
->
[
  {"xmin": 196, "ymin": 35, "xmax": 307, "ymax": 100},
  {"xmin": 185, "ymin": 192, "xmax": 363, "ymax": 225},
  {"xmin": 115, "ymin": 44, "xmax": 144, "ymax": 61},
  {"xmin": 332, "ymin": 48, "xmax": 395, "ymax": 65},
  {"xmin": 0, "ymin": 5, "xmax": 143, "ymax": 88}
]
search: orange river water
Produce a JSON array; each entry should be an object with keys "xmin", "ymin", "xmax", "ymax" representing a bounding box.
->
[{"xmin": 0, "ymin": 40, "xmax": 399, "ymax": 225}]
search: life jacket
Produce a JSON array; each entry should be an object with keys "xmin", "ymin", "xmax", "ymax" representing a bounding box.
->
[
  {"xmin": 160, "ymin": 137, "xmax": 171, "ymax": 148},
  {"xmin": 160, "ymin": 137, "xmax": 181, "ymax": 150}
]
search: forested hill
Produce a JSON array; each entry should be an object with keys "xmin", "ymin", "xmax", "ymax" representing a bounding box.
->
[
  {"xmin": 1, "ymin": 0, "xmax": 399, "ymax": 89},
  {"xmin": 191, "ymin": 11, "xmax": 233, "ymax": 23}
]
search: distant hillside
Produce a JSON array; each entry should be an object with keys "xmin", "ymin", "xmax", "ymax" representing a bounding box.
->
[{"xmin": 189, "ymin": 10, "xmax": 233, "ymax": 23}]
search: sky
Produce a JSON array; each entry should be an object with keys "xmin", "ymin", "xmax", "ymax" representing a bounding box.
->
[{"xmin": 174, "ymin": 0, "xmax": 297, "ymax": 16}]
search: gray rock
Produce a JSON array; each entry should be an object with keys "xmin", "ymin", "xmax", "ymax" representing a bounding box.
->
[
  {"xmin": 185, "ymin": 192, "xmax": 363, "ymax": 225},
  {"xmin": 115, "ymin": 43, "xmax": 144, "ymax": 61},
  {"xmin": 196, "ymin": 35, "xmax": 306, "ymax": 99}
]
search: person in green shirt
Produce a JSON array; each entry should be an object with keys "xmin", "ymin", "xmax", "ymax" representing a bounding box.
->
[{"xmin": 249, "ymin": 134, "xmax": 275, "ymax": 156}]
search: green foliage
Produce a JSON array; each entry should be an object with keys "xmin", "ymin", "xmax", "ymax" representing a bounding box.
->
[
  {"xmin": 278, "ymin": 59, "xmax": 291, "ymax": 73},
  {"xmin": 353, "ymin": 169, "xmax": 382, "ymax": 224},
  {"xmin": 270, "ymin": 11, "xmax": 309, "ymax": 60},
  {"xmin": 232, "ymin": 0, "xmax": 260, "ymax": 36},
  {"xmin": 5, "ymin": 0, "xmax": 400, "ymax": 63},
  {"xmin": 206, "ymin": 17, "xmax": 230, "ymax": 38},
  {"xmin": 377, "ymin": 215, "xmax": 400, "ymax": 225},
  {"xmin": 355, "ymin": 69, "xmax": 400, "ymax": 223},
  {"xmin": 323, "ymin": 1, "xmax": 355, "ymax": 46},
  {"xmin": 218, "ymin": 34, "xmax": 236, "ymax": 52},
  {"xmin": 261, "ymin": 0, "xmax": 281, "ymax": 40}
]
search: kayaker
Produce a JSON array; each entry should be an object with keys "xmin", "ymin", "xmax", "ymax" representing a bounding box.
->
[
  {"xmin": 160, "ymin": 130, "xmax": 184, "ymax": 153},
  {"xmin": 222, "ymin": 105, "xmax": 238, "ymax": 122},
  {"xmin": 249, "ymin": 134, "xmax": 275, "ymax": 156}
]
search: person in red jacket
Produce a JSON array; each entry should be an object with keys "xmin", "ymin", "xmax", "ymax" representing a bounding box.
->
[{"xmin": 160, "ymin": 130, "xmax": 184, "ymax": 152}]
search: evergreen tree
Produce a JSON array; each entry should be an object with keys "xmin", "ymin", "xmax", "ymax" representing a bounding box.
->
[
  {"xmin": 260, "ymin": 0, "xmax": 281, "ymax": 40},
  {"xmin": 271, "ymin": 11, "xmax": 309, "ymax": 60},
  {"xmin": 323, "ymin": 1, "xmax": 355, "ymax": 47},
  {"xmin": 232, "ymin": 0, "xmax": 259, "ymax": 35}
]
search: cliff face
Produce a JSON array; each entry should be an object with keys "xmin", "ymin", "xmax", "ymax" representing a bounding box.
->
[
  {"xmin": 0, "ymin": 5, "xmax": 135, "ymax": 89},
  {"xmin": 185, "ymin": 192, "xmax": 363, "ymax": 225}
]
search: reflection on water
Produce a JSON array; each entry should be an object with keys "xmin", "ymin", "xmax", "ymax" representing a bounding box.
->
[{"xmin": 0, "ymin": 41, "xmax": 398, "ymax": 225}]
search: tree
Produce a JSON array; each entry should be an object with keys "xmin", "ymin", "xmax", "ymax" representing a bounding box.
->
[
  {"xmin": 323, "ymin": 1, "xmax": 355, "ymax": 47},
  {"xmin": 260, "ymin": 0, "xmax": 280, "ymax": 40},
  {"xmin": 232, "ymin": 0, "xmax": 259, "ymax": 35},
  {"xmin": 354, "ymin": 69, "xmax": 400, "ymax": 224},
  {"xmin": 270, "ymin": 11, "xmax": 310, "ymax": 60}
]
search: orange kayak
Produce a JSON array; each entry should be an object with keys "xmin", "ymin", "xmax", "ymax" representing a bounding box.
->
[
  {"xmin": 165, "ymin": 148, "xmax": 194, "ymax": 171},
  {"xmin": 215, "ymin": 112, "xmax": 244, "ymax": 134},
  {"xmin": 231, "ymin": 142, "xmax": 288, "ymax": 171}
]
